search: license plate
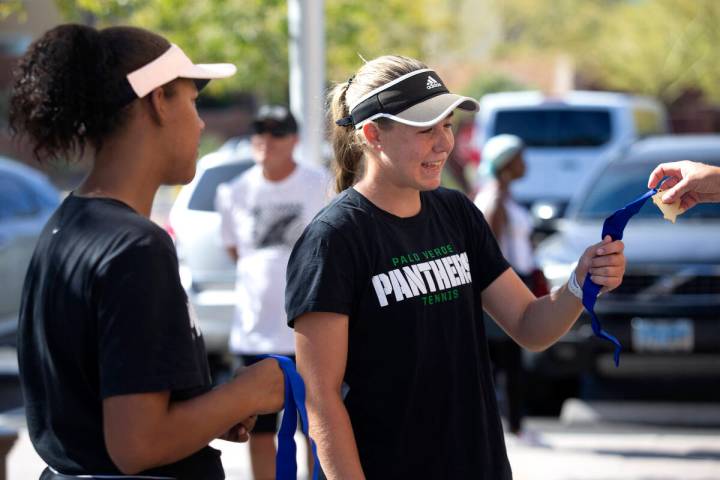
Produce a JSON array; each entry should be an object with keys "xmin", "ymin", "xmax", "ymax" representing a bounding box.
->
[{"xmin": 631, "ymin": 318, "xmax": 694, "ymax": 353}]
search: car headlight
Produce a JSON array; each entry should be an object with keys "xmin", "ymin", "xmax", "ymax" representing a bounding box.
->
[{"xmin": 531, "ymin": 201, "xmax": 564, "ymax": 222}]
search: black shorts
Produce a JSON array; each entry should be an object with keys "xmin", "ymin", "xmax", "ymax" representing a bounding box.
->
[{"xmin": 239, "ymin": 354, "xmax": 296, "ymax": 434}]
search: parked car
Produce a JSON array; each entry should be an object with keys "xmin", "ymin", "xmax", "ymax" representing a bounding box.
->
[
  {"xmin": 168, "ymin": 148, "xmax": 253, "ymax": 370},
  {"xmin": 532, "ymin": 135, "xmax": 720, "ymax": 409},
  {"xmin": 0, "ymin": 156, "xmax": 60, "ymax": 345},
  {"xmin": 474, "ymin": 90, "xmax": 669, "ymax": 238}
]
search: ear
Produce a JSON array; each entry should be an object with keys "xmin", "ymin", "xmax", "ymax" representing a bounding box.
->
[
  {"xmin": 361, "ymin": 122, "xmax": 381, "ymax": 149},
  {"xmin": 146, "ymin": 86, "xmax": 169, "ymax": 126}
]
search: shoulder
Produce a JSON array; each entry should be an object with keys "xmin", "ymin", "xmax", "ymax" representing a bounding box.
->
[
  {"xmin": 230, "ymin": 164, "xmax": 261, "ymax": 189},
  {"xmin": 295, "ymin": 163, "xmax": 333, "ymax": 192},
  {"xmin": 216, "ymin": 165, "xmax": 260, "ymax": 204},
  {"xmin": 80, "ymin": 200, "xmax": 175, "ymax": 266},
  {"xmin": 86, "ymin": 197, "xmax": 169, "ymax": 240},
  {"xmin": 473, "ymin": 184, "xmax": 500, "ymax": 214},
  {"xmin": 314, "ymin": 189, "xmax": 367, "ymax": 225},
  {"xmin": 299, "ymin": 190, "xmax": 367, "ymax": 241},
  {"xmin": 426, "ymin": 186, "xmax": 476, "ymax": 213},
  {"xmin": 425, "ymin": 187, "xmax": 492, "ymax": 234},
  {"xmin": 296, "ymin": 162, "xmax": 329, "ymax": 179}
]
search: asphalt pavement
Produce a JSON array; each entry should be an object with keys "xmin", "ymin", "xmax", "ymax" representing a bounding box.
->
[{"xmin": 5, "ymin": 409, "xmax": 720, "ymax": 480}]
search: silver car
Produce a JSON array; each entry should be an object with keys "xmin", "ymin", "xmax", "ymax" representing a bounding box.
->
[
  {"xmin": 168, "ymin": 146, "xmax": 253, "ymax": 365},
  {"xmin": 533, "ymin": 135, "xmax": 720, "ymax": 404},
  {"xmin": 0, "ymin": 156, "xmax": 60, "ymax": 344}
]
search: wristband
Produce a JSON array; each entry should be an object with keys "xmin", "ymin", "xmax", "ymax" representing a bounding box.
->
[{"xmin": 567, "ymin": 270, "xmax": 583, "ymax": 300}]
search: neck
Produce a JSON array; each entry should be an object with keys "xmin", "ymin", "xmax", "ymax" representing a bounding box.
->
[
  {"xmin": 76, "ymin": 134, "xmax": 162, "ymax": 218},
  {"xmin": 354, "ymin": 177, "xmax": 422, "ymax": 218},
  {"xmin": 262, "ymin": 158, "xmax": 296, "ymax": 182}
]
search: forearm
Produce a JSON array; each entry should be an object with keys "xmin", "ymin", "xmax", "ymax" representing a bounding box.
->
[
  {"xmin": 515, "ymin": 283, "xmax": 583, "ymax": 352},
  {"xmin": 308, "ymin": 392, "xmax": 365, "ymax": 480},
  {"xmin": 484, "ymin": 238, "xmax": 624, "ymax": 353},
  {"xmin": 704, "ymin": 165, "xmax": 720, "ymax": 201},
  {"xmin": 160, "ymin": 365, "xmax": 278, "ymax": 459},
  {"xmin": 294, "ymin": 311, "xmax": 362, "ymax": 478},
  {"xmin": 105, "ymin": 359, "xmax": 282, "ymax": 474}
]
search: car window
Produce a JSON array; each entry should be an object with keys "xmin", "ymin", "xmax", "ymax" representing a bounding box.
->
[
  {"xmin": 0, "ymin": 173, "xmax": 41, "ymax": 220},
  {"xmin": 493, "ymin": 108, "xmax": 612, "ymax": 147},
  {"xmin": 576, "ymin": 162, "xmax": 720, "ymax": 219},
  {"xmin": 188, "ymin": 161, "xmax": 253, "ymax": 212}
]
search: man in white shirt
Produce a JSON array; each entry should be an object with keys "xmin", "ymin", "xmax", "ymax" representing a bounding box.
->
[{"xmin": 216, "ymin": 105, "xmax": 329, "ymax": 479}]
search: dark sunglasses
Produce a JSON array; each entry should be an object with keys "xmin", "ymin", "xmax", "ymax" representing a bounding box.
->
[{"xmin": 252, "ymin": 121, "xmax": 295, "ymax": 138}]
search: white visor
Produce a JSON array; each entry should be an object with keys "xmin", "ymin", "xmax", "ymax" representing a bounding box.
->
[{"xmin": 126, "ymin": 44, "xmax": 236, "ymax": 98}]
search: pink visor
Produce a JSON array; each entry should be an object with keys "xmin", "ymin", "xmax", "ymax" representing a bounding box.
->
[{"xmin": 126, "ymin": 44, "xmax": 236, "ymax": 98}]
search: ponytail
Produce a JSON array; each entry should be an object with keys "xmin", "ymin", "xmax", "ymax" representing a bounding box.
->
[
  {"xmin": 327, "ymin": 55, "xmax": 427, "ymax": 193},
  {"xmin": 9, "ymin": 24, "xmax": 170, "ymax": 162},
  {"xmin": 328, "ymin": 82, "xmax": 364, "ymax": 193}
]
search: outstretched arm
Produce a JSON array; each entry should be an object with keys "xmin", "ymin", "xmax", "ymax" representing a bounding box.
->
[
  {"xmin": 648, "ymin": 160, "xmax": 720, "ymax": 211},
  {"xmin": 482, "ymin": 236, "xmax": 625, "ymax": 351}
]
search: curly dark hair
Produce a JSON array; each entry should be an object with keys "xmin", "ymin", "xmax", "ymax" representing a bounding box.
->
[{"xmin": 9, "ymin": 24, "xmax": 170, "ymax": 162}]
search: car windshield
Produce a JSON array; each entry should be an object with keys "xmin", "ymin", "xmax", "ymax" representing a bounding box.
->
[
  {"xmin": 493, "ymin": 108, "xmax": 612, "ymax": 147},
  {"xmin": 575, "ymin": 161, "xmax": 720, "ymax": 219},
  {"xmin": 188, "ymin": 161, "xmax": 253, "ymax": 212}
]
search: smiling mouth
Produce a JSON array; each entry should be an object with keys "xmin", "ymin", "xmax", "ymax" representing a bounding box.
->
[{"xmin": 421, "ymin": 160, "xmax": 443, "ymax": 168}]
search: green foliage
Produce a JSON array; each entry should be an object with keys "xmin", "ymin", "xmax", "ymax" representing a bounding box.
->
[
  {"xmin": 589, "ymin": 0, "xmax": 720, "ymax": 103},
  {"xmin": 55, "ymin": 0, "xmax": 290, "ymax": 102},
  {"xmin": 53, "ymin": 0, "xmax": 456, "ymax": 104},
  {"xmin": 0, "ymin": 1, "xmax": 23, "ymax": 20},
  {"xmin": 462, "ymin": 72, "xmax": 529, "ymax": 100},
  {"xmin": 497, "ymin": 0, "xmax": 720, "ymax": 103}
]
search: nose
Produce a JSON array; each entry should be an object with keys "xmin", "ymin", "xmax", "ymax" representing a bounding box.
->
[
  {"xmin": 434, "ymin": 126, "xmax": 454, "ymax": 153},
  {"xmin": 199, "ymin": 117, "xmax": 206, "ymax": 131}
]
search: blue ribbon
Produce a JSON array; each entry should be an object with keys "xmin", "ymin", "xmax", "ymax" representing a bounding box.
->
[
  {"xmin": 581, "ymin": 179, "xmax": 667, "ymax": 367},
  {"xmin": 264, "ymin": 354, "xmax": 320, "ymax": 480}
]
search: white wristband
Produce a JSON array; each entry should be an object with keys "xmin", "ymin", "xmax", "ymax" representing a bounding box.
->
[{"xmin": 567, "ymin": 270, "xmax": 584, "ymax": 300}]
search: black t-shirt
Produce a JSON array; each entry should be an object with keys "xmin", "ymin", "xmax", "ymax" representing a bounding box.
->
[
  {"xmin": 286, "ymin": 187, "xmax": 513, "ymax": 479},
  {"xmin": 18, "ymin": 195, "xmax": 223, "ymax": 479}
]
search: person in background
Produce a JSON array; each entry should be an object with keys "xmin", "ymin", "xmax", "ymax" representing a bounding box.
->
[
  {"xmin": 474, "ymin": 134, "xmax": 536, "ymax": 440},
  {"xmin": 648, "ymin": 160, "xmax": 720, "ymax": 210},
  {"xmin": 10, "ymin": 24, "xmax": 284, "ymax": 480},
  {"xmin": 215, "ymin": 105, "xmax": 329, "ymax": 480}
]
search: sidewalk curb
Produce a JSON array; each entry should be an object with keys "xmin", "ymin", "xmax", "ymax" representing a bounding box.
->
[{"xmin": 560, "ymin": 398, "xmax": 720, "ymax": 427}]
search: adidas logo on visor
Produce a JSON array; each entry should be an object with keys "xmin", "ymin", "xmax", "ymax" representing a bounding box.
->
[{"xmin": 426, "ymin": 75, "xmax": 442, "ymax": 90}]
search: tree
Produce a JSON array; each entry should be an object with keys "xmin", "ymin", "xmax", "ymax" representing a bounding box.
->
[
  {"xmin": 52, "ymin": 0, "xmax": 458, "ymax": 103},
  {"xmin": 495, "ymin": 0, "xmax": 720, "ymax": 103},
  {"xmin": 55, "ymin": 0, "xmax": 289, "ymax": 102},
  {"xmin": 588, "ymin": 0, "xmax": 720, "ymax": 103}
]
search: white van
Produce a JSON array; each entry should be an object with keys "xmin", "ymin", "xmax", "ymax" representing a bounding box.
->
[{"xmin": 474, "ymin": 90, "xmax": 668, "ymax": 224}]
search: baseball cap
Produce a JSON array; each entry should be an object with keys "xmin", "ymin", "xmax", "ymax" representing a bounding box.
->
[
  {"xmin": 336, "ymin": 68, "xmax": 479, "ymax": 129},
  {"xmin": 252, "ymin": 105, "xmax": 298, "ymax": 136},
  {"xmin": 481, "ymin": 134, "xmax": 524, "ymax": 177}
]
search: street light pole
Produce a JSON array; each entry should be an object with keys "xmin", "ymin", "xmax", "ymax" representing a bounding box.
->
[{"xmin": 288, "ymin": 0, "xmax": 325, "ymax": 166}]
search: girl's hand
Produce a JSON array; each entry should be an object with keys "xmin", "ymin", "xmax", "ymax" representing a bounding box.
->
[
  {"xmin": 219, "ymin": 416, "xmax": 257, "ymax": 443},
  {"xmin": 575, "ymin": 235, "xmax": 626, "ymax": 294}
]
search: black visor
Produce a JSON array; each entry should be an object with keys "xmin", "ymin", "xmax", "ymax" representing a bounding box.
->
[{"xmin": 337, "ymin": 69, "xmax": 479, "ymax": 129}]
